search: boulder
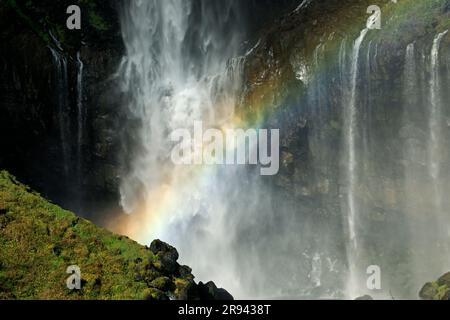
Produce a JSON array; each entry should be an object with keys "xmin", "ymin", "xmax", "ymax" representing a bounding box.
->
[
  {"xmin": 150, "ymin": 239, "xmax": 180, "ymax": 274},
  {"xmin": 419, "ymin": 272, "xmax": 450, "ymax": 300},
  {"xmin": 198, "ymin": 281, "xmax": 234, "ymax": 301}
]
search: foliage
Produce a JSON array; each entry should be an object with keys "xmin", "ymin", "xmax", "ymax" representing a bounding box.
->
[{"xmin": 0, "ymin": 171, "xmax": 186, "ymax": 300}]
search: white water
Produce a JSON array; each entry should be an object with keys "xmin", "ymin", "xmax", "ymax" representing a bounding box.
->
[
  {"xmin": 429, "ymin": 31, "xmax": 448, "ymax": 206},
  {"xmin": 343, "ymin": 28, "xmax": 369, "ymax": 298},
  {"xmin": 76, "ymin": 51, "xmax": 84, "ymax": 194},
  {"xmin": 115, "ymin": 1, "xmax": 450, "ymax": 300},
  {"xmin": 49, "ymin": 48, "xmax": 70, "ymax": 178},
  {"xmin": 428, "ymin": 30, "xmax": 450, "ymax": 267},
  {"xmin": 118, "ymin": 0, "xmax": 249, "ymax": 296}
]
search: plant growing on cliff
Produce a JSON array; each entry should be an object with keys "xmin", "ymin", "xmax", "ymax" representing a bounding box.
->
[{"xmin": 0, "ymin": 171, "xmax": 227, "ymax": 300}]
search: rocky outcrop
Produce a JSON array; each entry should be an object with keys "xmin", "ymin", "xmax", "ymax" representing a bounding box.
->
[
  {"xmin": 420, "ymin": 273, "xmax": 450, "ymax": 300},
  {"xmin": 0, "ymin": 171, "xmax": 232, "ymax": 300}
]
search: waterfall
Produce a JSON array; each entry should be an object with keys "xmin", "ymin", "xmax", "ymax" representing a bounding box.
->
[
  {"xmin": 343, "ymin": 28, "xmax": 369, "ymax": 298},
  {"xmin": 49, "ymin": 48, "xmax": 70, "ymax": 179},
  {"xmin": 397, "ymin": 31, "xmax": 450, "ymax": 297},
  {"xmin": 118, "ymin": 0, "xmax": 250, "ymax": 297},
  {"xmin": 429, "ymin": 31, "xmax": 448, "ymax": 207},
  {"xmin": 76, "ymin": 51, "xmax": 84, "ymax": 197},
  {"xmin": 428, "ymin": 30, "xmax": 450, "ymax": 268},
  {"xmin": 115, "ymin": 0, "xmax": 449, "ymax": 299},
  {"xmin": 118, "ymin": 0, "xmax": 340, "ymax": 299}
]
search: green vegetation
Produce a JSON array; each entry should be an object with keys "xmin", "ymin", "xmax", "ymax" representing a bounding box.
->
[
  {"xmin": 0, "ymin": 171, "xmax": 190, "ymax": 300},
  {"xmin": 4, "ymin": 0, "xmax": 113, "ymax": 51},
  {"xmin": 88, "ymin": 10, "xmax": 110, "ymax": 31},
  {"xmin": 420, "ymin": 273, "xmax": 450, "ymax": 300}
]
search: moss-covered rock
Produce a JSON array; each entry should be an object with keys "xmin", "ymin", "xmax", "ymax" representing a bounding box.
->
[
  {"xmin": 0, "ymin": 170, "xmax": 232, "ymax": 300},
  {"xmin": 420, "ymin": 273, "xmax": 450, "ymax": 300}
]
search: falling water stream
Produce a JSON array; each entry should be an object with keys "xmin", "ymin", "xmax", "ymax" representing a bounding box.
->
[
  {"xmin": 428, "ymin": 30, "xmax": 450, "ymax": 267},
  {"xmin": 429, "ymin": 31, "xmax": 448, "ymax": 212},
  {"xmin": 343, "ymin": 28, "xmax": 369, "ymax": 298},
  {"xmin": 76, "ymin": 51, "xmax": 84, "ymax": 193},
  {"xmin": 49, "ymin": 48, "xmax": 70, "ymax": 179},
  {"xmin": 118, "ymin": 0, "xmax": 251, "ymax": 297}
]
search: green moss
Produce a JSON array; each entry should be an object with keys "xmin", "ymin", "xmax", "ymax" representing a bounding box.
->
[
  {"xmin": 88, "ymin": 10, "xmax": 110, "ymax": 31},
  {"xmin": 373, "ymin": 0, "xmax": 449, "ymax": 44},
  {"xmin": 150, "ymin": 276, "xmax": 173, "ymax": 291},
  {"xmin": 142, "ymin": 288, "xmax": 167, "ymax": 300},
  {"xmin": 0, "ymin": 170, "xmax": 188, "ymax": 300},
  {"xmin": 431, "ymin": 282, "xmax": 450, "ymax": 300}
]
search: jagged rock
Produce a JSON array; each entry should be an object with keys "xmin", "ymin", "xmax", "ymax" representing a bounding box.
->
[
  {"xmin": 420, "ymin": 272, "xmax": 450, "ymax": 300},
  {"xmin": 150, "ymin": 239, "xmax": 179, "ymax": 259},
  {"xmin": 198, "ymin": 281, "xmax": 234, "ymax": 301},
  {"xmin": 150, "ymin": 239, "xmax": 180, "ymax": 275},
  {"xmin": 144, "ymin": 288, "xmax": 170, "ymax": 301},
  {"xmin": 149, "ymin": 276, "xmax": 174, "ymax": 292},
  {"xmin": 179, "ymin": 265, "xmax": 193, "ymax": 278}
]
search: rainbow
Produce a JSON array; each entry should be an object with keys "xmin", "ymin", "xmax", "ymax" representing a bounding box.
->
[{"xmin": 109, "ymin": 0, "xmax": 449, "ymax": 245}]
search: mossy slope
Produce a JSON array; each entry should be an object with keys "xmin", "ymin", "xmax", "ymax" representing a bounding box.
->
[{"xmin": 0, "ymin": 171, "xmax": 230, "ymax": 300}]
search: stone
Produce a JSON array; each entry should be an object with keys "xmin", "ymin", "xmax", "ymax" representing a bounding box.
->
[
  {"xmin": 149, "ymin": 276, "xmax": 173, "ymax": 292},
  {"xmin": 420, "ymin": 272, "xmax": 450, "ymax": 300},
  {"xmin": 150, "ymin": 239, "xmax": 180, "ymax": 274},
  {"xmin": 197, "ymin": 281, "xmax": 234, "ymax": 301}
]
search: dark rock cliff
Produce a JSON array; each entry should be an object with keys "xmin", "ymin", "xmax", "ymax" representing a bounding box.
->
[{"xmin": 0, "ymin": 0, "xmax": 124, "ymax": 221}]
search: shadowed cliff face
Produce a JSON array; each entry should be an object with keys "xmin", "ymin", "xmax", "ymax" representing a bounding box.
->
[{"xmin": 0, "ymin": 0, "xmax": 125, "ymax": 221}]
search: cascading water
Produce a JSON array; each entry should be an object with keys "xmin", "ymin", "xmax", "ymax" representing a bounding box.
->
[
  {"xmin": 343, "ymin": 27, "xmax": 369, "ymax": 298},
  {"xmin": 429, "ymin": 31, "xmax": 448, "ymax": 212},
  {"xmin": 76, "ymin": 51, "xmax": 84, "ymax": 200},
  {"xmin": 49, "ymin": 48, "xmax": 70, "ymax": 179},
  {"xmin": 117, "ymin": 0, "xmax": 341, "ymax": 299},
  {"xmin": 117, "ymin": 0, "xmax": 251, "ymax": 297},
  {"xmin": 77, "ymin": 52, "xmax": 86, "ymax": 177},
  {"xmin": 115, "ymin": 0, "xmax": 450, "ymax": 300},
  {"xmin": 428, "ymin": 30, "xmax": 450, "ymax": 266}
]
